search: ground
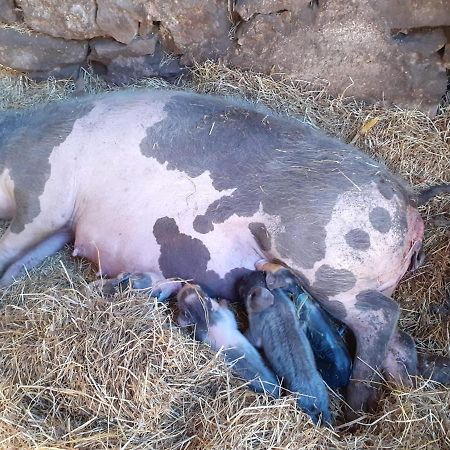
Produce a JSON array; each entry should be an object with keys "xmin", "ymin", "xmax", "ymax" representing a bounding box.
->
[{"xmin": 0, "ymin": 63, "xmax": 448, "ymax": 449}]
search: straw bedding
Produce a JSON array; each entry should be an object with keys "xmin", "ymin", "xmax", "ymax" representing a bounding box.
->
[{"xmin": 0, "ymin": 63, "xmax": 448, "ymax": 449}]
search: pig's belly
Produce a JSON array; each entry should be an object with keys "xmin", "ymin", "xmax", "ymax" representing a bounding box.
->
[{"xmin": 73, "ymin": 206, "xmax": 270, "ymax": 299}]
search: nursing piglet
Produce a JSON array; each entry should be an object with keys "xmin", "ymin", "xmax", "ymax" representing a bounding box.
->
[
  {"xmin": 176, "ymin": 284, "xmax": 280, "ymax": 397},
  {"xmin": 262, "ymin": 263, "xmax": 352, "ymax": 390},
  {"xmin": 239, "ymin": 274, "xmax": 332, "ymax": 425}
]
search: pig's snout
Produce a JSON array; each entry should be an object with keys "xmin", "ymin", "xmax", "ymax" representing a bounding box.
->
[{"xmin": 299, "ymin": 395, "xmax": 332, "ymax": 426}]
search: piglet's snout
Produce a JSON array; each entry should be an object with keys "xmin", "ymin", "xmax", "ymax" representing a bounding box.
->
[{"xmin": 305, "ymin": 403, "xmax": 332, "ymax": 427}]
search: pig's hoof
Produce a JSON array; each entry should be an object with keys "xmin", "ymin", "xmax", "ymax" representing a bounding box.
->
[
  {"xmin": 88, "ymin": 273, "xmax": 131, "ymax": 298},
  {"xmin": 344, "ymin": 380, "xmax": 380, "ymax": 421},
  {"xmin": 149, "ymin": 278, "xmax": 184, "ymax": 302},
  {"xmin": 123, "ymin": 272, "xmax": 183, "ymax": 302},
  {"xmin": 89, "ymin": 272, "xmax": 155, "ymax": 297},
  {"xmin": 88, "ymin": 272, "xmax": 182, "ymax": 302},
  {"xmin": 417, "ymin": 353, "xmax": 450, "ymax": 385}
]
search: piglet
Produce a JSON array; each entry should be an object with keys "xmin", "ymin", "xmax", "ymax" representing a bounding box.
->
[
  {"xmin": 238, "ymin": 273, "xmax": 332, "ymax": 425},
  {"xmin": 262, "ymin": 264, "xmax": 352, "ymax": 390},
  {"xmin": 176, "ymin": 284, "xmax": 280, "ymax": 397}
]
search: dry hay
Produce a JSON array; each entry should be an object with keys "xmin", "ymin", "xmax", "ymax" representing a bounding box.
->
[{"xmin": 0, "ymin": 62, "xmax": 449, "ymax": 449}]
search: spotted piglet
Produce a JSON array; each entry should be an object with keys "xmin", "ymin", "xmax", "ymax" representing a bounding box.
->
[{"xmin": 176, "ymin": 284, "xmax": 280, "ymax": 397}]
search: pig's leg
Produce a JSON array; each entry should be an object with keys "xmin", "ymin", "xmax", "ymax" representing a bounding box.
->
[
  {"xmin": 383, "ymin": 331, "xmax": 450, "ymax": 386},
  {"xmin": 0, "ymin": 230, "xmax": 72, "ymax": 286},
  {"xmin": 417, "ymin": 353, "xmax": 450, "ymax": 385},
  {"xmin": 338, "ymin": 290, "xmax": 399, "ymax": 416},
  {"xmin": 382, "ymin": 330, "xmax": 417, "ymax": 385},
  {"xmin": 0, "ymin": 214, "xmax": 72, "ymax": 280},
  {"xmin": 90, "ymin": 271, "xmax": 183, "ymax": 301}
]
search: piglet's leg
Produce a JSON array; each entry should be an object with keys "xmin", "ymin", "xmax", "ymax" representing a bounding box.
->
[
  {"xmin": 91, "ymin": 271, "xmax": 183, "ymax": 301},
  {"xmin": 338, "ymin": 290, "xmax": 399, "ymax": 418},
  {"xmin": 0, "ymin": 230, "xmax": 72, "ymax": 287}
]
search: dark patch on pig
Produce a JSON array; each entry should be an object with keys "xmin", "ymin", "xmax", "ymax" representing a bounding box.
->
[
  {"xmin": 377, "ymin": 178, "xmax": 395, "ymax": 200},
  {"xmin": 345, "ymin": 228, "xmax": 371, "ymax": 250},
  {"xmin": 318, "ymin": 298, "xmax": 348, "ymax": 321},
  {"xmin": 0, "ymin": 99, "xmax": 95, "ymax": 232},
  {"xmin": 140, "ymin": 91, "xmax": 412, "ymax": 270},
  {"xmin": 249, "ymin": 222, "xmax": 271, "ymax": 251},
  {"xmin": 311, "ymin": 265, "xmax": 356, "ymax": 299},
  {"xmin": 153, "ymin": 216, "xmax": 252, "ymax": 299},
  {"xmin": 355, "ymin": 290, "xmax": 398, "ymax": 313},
  {"xmin": 153, "ymin": 216, "xmax": 210, "ymax": 278},
  {"xmin": 369, "ymin": 207, "xmax": 391, "ymax": 233},
  {"xmin": 193, "ymin": 214, "xmax": 214, "ymax": 234}
]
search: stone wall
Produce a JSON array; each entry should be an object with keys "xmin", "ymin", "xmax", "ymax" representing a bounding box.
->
[{"xmin": 1, "ymin": 0, "xmax": 449, "ymax": 114}]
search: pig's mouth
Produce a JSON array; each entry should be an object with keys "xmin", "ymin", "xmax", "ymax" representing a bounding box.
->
[{"xmin": 409, "ymin": 246, "xmax": 426, "ymax": 272}]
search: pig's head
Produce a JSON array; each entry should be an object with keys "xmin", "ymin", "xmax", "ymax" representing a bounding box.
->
[
  {"xmin": 176, "ymin": 284, "xmax": 223, "ymax": 341},
  {"xmin": 265, "ymin": 267, "xmax": 299, "ymax": 291},
  {"xmin": 244, "ymin": 286, "xmax": 275, "ymax": 316},
  {"xmin": 235, "ymin": 271, "xmax": 267, "ymax": 303}
]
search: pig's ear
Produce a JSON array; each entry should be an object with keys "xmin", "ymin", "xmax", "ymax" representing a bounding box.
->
[
  {"xmin": 247, "ymin": 287, "xmax": 274, "ymax": 313},
  {"xmin": 177, "ymin": 284, "xmax": 211, "ymax": 308},
  {"xmin": 176, "ymin": 284, "xmax": 212, "ymax": 327}
]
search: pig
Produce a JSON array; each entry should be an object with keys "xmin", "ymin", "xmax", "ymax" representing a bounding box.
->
[
  {"xmin": 247, "ymin": 264, "xmax": 352, "ymax": 390},
  {"xmin": 176, "ymin": 283, "xmax": 280, "ymax": 397},
  {"xmin": 0, "ymin": 88, "xmax": 448, "ymax": 416},
  {"xmin": 239, "ymin": 275, "xmax": 332, "ymax": 425}
]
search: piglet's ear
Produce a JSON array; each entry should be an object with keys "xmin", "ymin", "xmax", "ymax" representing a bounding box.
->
[
  {"xmin": 265, "ymin": 268, "xmax": 295, "ymax": 290},
  {"xmin": 247, "ymin": 287, "xmax": 274, "ymax": 313},
  {"xmin": 177, "ymin": 284, "xmax": 209, "ymax": 306}
]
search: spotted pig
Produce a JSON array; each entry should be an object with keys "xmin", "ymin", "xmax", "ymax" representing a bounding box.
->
[{"xmin": 0, "ymin": 89, "xmax": 433, "ymax": 415}]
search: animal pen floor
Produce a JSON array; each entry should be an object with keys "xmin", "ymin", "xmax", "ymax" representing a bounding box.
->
[{"xmin": 0, "ymin": 63, "xmax": 449, "ymax": 449}]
